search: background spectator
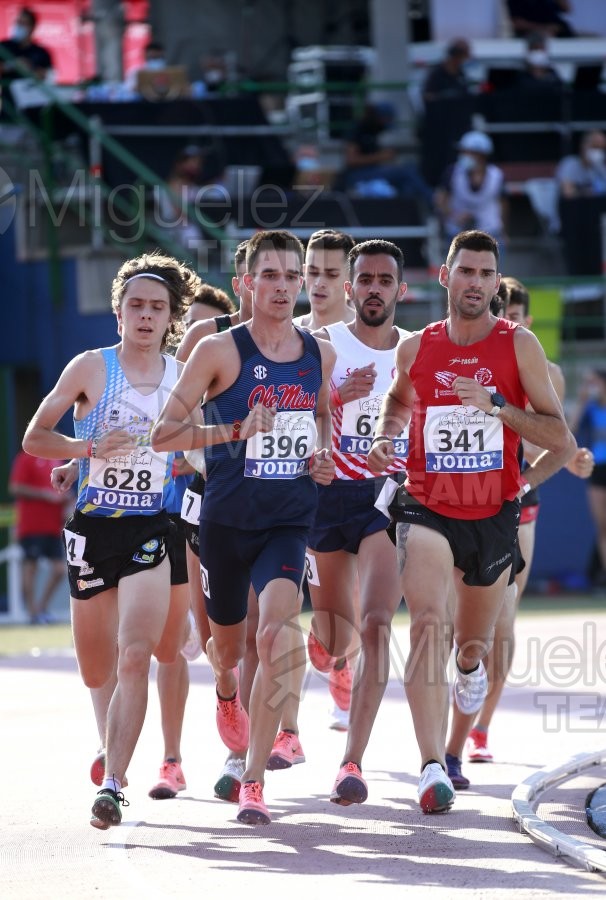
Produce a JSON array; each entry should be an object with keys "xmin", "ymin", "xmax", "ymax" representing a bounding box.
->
[
  {"xmin": 156, "ymin": 144, "xmax": 227, "ymax": 254},
  {"xmin": 126, "ymin": 40, "xmax": 168, "ymax": 93},
  {"xmin": 0, "ymin": 6, "xmax": 52, "ymax": 81},
  {"xmin": 514, "ymin": 33, "xmax": 564, "ymax": 97},
  {"xmin": 556, "ymin": 129, "xmax": 606, "ymax": 198},
  {"xmin": 506, "ymin": 0, "xmax": 576, "ymax": 38},
  {"xmin": 9, "ymin": 450, "xmax": 72, "ymax": 624},
  {"xmin": 419, "ymin": 39, "xmax": 475, "ymax": 188},
  {"xmin": 434, "ymin": 130, "xmax": 507, "ymax": 244},
  {"xmin": 421, "ymin": 38, "xmax": 472, "ymax": 104},
  {"xmin": 334, "ymin": 102, "xmax": 433, "ymax": 210},
  {"xmin": 568, "ymin": 370, "xmax": 606, "ymax": 588}
]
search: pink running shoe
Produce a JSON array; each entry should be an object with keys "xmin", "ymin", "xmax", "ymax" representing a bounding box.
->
[
  {"xmin": 237, "ymin": 781, "xmax": 271, "ymax": 825},
  {"xmin": 329, "ymin": 659, "xmax": 352, "ymax": 711},
  {"xmin": 148, "ymin": 759, "xmax": 187, "ymax": 799},
  {"xmin": 330, "ymin": 761, "xmax": 368, "ymax": 806},
  {"xmin": 216, "ymin": 679, "xmax": 249, "ymax": 753},
  {"xmin": 90, "ymin": 750, "xmax": 128, "ymax": 788},
  {"xmin": 466, "ymin": 727, "xmax": 494, "ymax": 763},
  {"xmin": 266, "ymin": 731, "xmax": 306, "ymax": 770},
  {"xmin": 307, "ymin": 630, "xmax": 335, "ymax": 673}
]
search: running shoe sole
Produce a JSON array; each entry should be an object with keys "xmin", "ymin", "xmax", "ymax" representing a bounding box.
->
[
  {"xmin": 90, "ymin": 793, "xmax": 122, "ymax": 829},
  {"xmin": 266, "ymin": 750, "xmax": 306, "ymax": 771},
  {"xmin": 419, "ymin": 782, "xmax": 455, "ymax": 813},
  {"xmin": 237, "ymin": 806, "xmax": 271, "ymax": 825},
  {"xmin": 214, "ymin": 774, "xmax": 241, "ymax": 803},
  {"xmin": 149, "ymin": 784, "xmax": 178, "ymax": 800},
  {"xmin": 90, "ymin": 751, "xmax": 128, "ymax": 788},
  {"xmin": 330, "ymin": 775, "xmax": 368, "ymax": 806}
]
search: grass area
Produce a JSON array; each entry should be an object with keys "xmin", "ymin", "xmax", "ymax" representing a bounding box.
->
[
  {"xmin": 0, "ymin": 622, "xmax": 73, "ymax": 657},
  {"xmin": 0, "ymin": 593, "xmax": 603, "ymax": 659}
]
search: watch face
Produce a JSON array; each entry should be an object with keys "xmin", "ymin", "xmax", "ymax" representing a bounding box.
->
[{"xmin": 491, "ymin": 392, "xmax": 506, "ymax": 408}]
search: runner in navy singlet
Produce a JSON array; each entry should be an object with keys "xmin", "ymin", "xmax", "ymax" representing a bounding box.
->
[{"xmin": 152, "ymin": 230, "xmax": 337, "ymax": 825}]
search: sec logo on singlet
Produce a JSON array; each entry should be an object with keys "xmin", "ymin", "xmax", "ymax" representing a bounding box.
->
[{"xmin": 253, "ymin": 365, "xmax": 268, "ymax": 380}]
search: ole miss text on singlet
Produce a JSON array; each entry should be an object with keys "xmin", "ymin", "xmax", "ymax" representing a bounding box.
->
[{"xmin": 201, "ymin": 324, "xmax": 323, "ymax": 531}]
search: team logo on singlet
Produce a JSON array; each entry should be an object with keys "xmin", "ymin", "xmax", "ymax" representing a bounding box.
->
[
  {"xmin": 248, "ymin": 384, "xmax": 317, "ymax": 410},
  {"xmin": 448, "ymin": 356, "xmax": 478, "ymax": 366},
  {"xmin": 253, "ymin": 365, "xmax": 268, "ymax": 380},
  {"xmin": 435, "ymin": 370, "xmax": 457, "ymax": 388},
  {"xmin": 474, "ymin": 368, "xmax": 493, "ymax": 385}
]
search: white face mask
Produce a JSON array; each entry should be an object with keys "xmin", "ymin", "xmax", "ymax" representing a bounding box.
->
[
  {"xmin": 205, "ymin": 69, "xmax": 224, "ymax": 85},
  {"xmin": 586, "ymin": 147, "xmax": 605, "ymax": 167},
  {"xmin": 527, "ymin": 50, "xmax": 550, "ymax": 67},
  {"xmin": 458, "ymin": 154, "xmax": 476, "ymax": 172}
]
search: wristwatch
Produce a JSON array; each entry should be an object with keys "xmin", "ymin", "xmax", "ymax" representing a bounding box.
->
[{"xmin": 489, "ymin": 392, "xmax": 506, "ymax": 417}]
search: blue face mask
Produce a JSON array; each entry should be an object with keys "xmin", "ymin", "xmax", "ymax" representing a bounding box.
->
[
  {"xmin": 11, "ymin": 24, "xmax": 28, "ymax": 43},
  {"xmin": 145, "ymin": 58, "xmax": 166, "ymax": 71}
]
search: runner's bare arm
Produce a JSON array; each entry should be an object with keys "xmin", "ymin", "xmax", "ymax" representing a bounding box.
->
[
  {"xmin": 368, "ymin": 332, "xmax": 420, "ymax": 474},
  {"xmin": 309, "ymin": 338, "xmax": 337, "ymax": 484},
  {"xmin": 23, "ymin": 351, "xmax": 135, "ymax": 460},
  {"xmin": 453, "ymin": 328, "xmax": 574, "ymax": 456}
]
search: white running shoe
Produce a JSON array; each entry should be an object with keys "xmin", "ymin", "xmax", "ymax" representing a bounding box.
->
[
  {"xmin": 328, "ymin": 702, "xmax": 349, "ymax": 732},
  {"xmin": 214, "ymin": 757, "xmax": 246, "ymax": 803},
  {"xmin": 453, "ymin": 659, "xmax": 488, "ymax": 715},
  {"xmin": 181, "ymin": 610, "xmax": 203, "ymax": 662},
  {"xmin": 417, "ymin": 763, "xmax": 455, "ymax": 813}
]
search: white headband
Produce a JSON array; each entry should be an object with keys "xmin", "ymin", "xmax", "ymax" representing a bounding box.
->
[{"xmin": 123, "ymin": 272, "xmax": 168, "ymax": 287}]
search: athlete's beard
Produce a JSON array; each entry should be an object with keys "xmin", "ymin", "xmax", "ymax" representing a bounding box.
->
[{"xmin": 356, "ymin": 298, "xmax": 393, "ymax": 327}]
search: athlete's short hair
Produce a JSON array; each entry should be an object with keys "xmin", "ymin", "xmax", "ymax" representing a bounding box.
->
[
  {"xmin": 501, "ymin": 275, "xmax": 530, "ymax": 316},
  {"xmin": 192, "ymin": 283, "xmax": 236, "ymax": 315},
  {"xmin": 306, "ymin": 229, "xmax": 355, "ymax": 256},
  {"xmin": 246, "ymin": 230, "xmax": 305, "ymax": 274},
  {"xmin": 446, "ymin": 230, "xmax": 500, "ymax": 270},
  {"xmin": 348, "ymin": 239, "xmax": 405, "ymax": 282}
]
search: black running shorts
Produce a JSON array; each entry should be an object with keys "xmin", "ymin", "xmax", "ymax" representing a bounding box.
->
[
  {"xmin": 394, "ymin": 492, "xmax": 521, "ymax": 587},
  {"xmin": 63, "ymin": 509, "xmax": 171, "ymax": 600}
]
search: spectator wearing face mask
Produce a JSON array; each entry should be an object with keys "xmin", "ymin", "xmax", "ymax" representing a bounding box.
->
[
  {"xmin": 556, "ymin": 130, "xmax": 606, "ymax": 198},
  {"xmin": 0, "ymin": 6, "xmax": 52, "ymax": 81},
  {"xmin": 125, "ymin": 40, "xmax": 168, "ymax": 92},
  {"xmin": 434, "ymin": 131, "xmax": 508, "ymax": 244},
  {"xmin": 514, "ymin": 33, "xmax": 564, "ymax": 96}
]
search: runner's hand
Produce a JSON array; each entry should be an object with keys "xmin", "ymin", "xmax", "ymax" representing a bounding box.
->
[
  {"xmin": 310, "ymin": 448, "xmax": 335, "ymax": 485},
  {"xmin": 336, "ymin": 363, "xmax": 377, "ymax": 404}
]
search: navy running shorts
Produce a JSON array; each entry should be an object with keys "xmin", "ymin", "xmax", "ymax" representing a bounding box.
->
[
  {"xmin": 199, "ymin": 519, "xmax": 309, "ymax": 626},
  {"xmin": 307, "ymin": 478, "xmax": 390, "ymax": 554}
]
